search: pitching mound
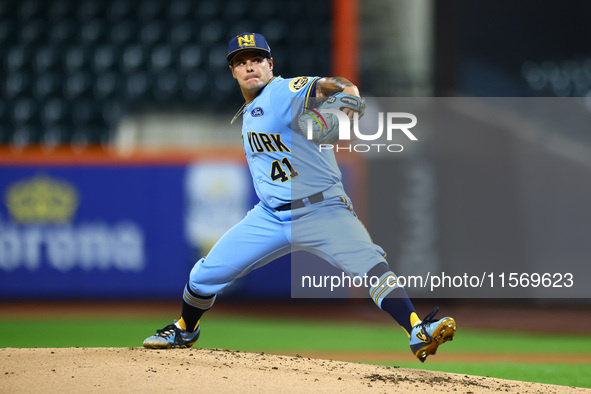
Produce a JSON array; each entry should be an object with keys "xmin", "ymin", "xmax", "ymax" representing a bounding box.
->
[{"xmin": 0, "ymin": 348, "xmax": 586, "ymax": 393}]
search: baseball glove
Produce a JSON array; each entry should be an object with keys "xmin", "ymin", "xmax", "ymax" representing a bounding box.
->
[{"xmin": 297, "ymin": 92, "xmax": 366, "ymax": 145}]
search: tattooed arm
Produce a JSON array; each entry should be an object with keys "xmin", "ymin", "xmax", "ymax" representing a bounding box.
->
[
  {"xmin": 315, "ymin": 77, "xmax": 360, "ymax": 98},
  {"xmin": 314, "ymin": 77, "xmax": 361, "ymax": 119}
]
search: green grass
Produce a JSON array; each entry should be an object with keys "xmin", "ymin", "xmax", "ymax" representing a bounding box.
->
[{"xmin": 1, "ymin": 315, "xmax": 590, "ymax": 388}]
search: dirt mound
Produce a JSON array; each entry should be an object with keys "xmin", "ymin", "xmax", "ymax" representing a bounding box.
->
[{"xmin": 0, "ymin": 348, "xmax": 586, "ymax": 393}]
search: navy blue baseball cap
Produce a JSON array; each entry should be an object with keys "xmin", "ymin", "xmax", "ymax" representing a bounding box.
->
[{"xmin": 227, "ymin": 33, "xmax": 271, "ymax": 63}]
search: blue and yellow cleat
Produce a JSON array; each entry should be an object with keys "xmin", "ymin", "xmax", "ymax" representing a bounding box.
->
[
  {"xmin": 143, "ymin": 320, "xmax": 200, "ymax": 349},
  {"xmin": 409, "ymin": 307, "xmax": 456, "ymax": 362}
]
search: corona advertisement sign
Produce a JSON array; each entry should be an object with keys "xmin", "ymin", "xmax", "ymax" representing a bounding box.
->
[{"xmin": 0, "ymin": 166, "xmax": 187, "ymax": 299}]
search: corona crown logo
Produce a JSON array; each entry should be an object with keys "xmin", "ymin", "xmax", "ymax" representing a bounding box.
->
[{"xmin": 5, "ymin": 175, "xmax": 79, "ymax": 223}]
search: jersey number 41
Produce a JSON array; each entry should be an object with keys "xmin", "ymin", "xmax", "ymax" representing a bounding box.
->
[{"xmin": 270, "ymin": 157, "xmax": 299, "ymax": 183}]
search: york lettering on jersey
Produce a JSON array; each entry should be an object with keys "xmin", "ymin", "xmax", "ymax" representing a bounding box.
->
[{"xmin": 247, "ymin": 132, "xmax": 290, "ymax": 153}]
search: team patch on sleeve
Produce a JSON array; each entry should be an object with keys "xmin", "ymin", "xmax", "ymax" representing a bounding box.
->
[{"xmin": 289, "ymin": 77, "xmax": 310, "ymax": 92}]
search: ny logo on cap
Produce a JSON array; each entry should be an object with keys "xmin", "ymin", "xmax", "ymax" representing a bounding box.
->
[{"xmin": 237, "ymin": 34, "xmax": 255, "ymax": 47}]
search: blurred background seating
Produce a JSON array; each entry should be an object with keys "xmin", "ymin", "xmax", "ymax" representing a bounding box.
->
[{"xmin": 0, "ymin": 0, "xmax": 331, "ymax": 147}]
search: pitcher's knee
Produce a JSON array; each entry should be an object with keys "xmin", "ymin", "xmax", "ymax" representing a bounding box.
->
[{"xmin": 188, "ymin": 257, "xmax": 235, "ymax": 295}]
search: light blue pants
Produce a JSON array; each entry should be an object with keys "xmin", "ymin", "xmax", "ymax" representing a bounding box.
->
[{"xmin": 188, "ymin": 190, "xmax": 387, "ymax": 296}]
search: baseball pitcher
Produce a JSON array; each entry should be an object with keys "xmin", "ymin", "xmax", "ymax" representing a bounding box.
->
[{"xmin": 143, "ymin": 33, "xmax": 456, "ymax": 362}]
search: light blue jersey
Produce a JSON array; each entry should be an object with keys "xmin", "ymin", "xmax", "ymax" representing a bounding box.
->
[
  {"xmin": 187, "ymin": 75, "xmax": 387, "ymax": 300},
  {"xmin": 241, "ymin": 76, "xmax": 344, "ymax": 208}
]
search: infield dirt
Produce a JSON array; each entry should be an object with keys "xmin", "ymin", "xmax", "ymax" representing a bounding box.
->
[{"xmin": 1, "ymin": 347, "xmax": 588, "ymax": 393}]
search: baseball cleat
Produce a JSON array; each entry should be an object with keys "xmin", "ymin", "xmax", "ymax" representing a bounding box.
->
[
  {"xmin": 143, "ymin": 320, "xmax": 200, "ymax": 349},
  {"xmin": 409, "ymin": 307, "xmax": 456, "ymax": 363}
]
